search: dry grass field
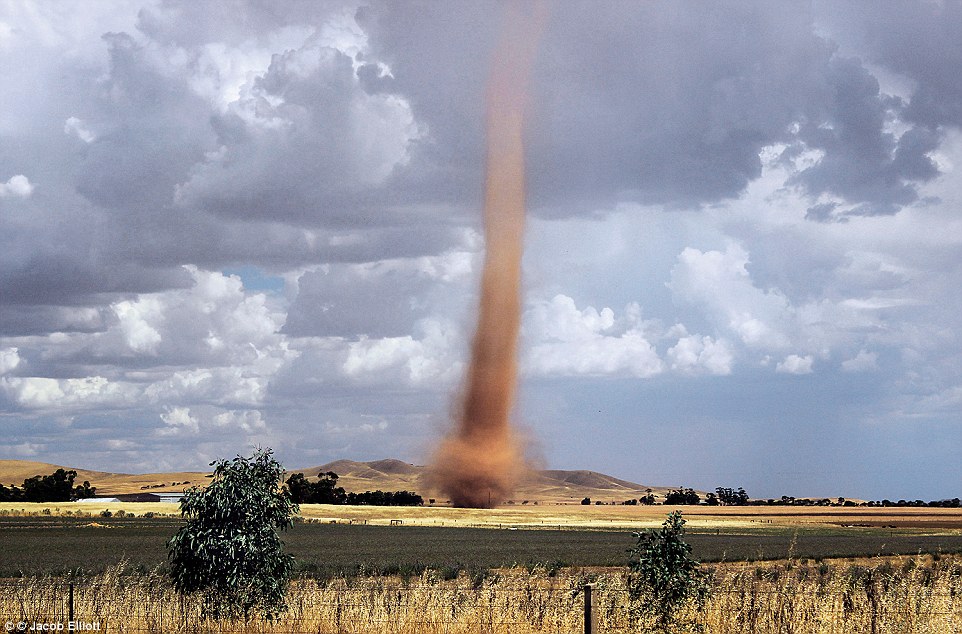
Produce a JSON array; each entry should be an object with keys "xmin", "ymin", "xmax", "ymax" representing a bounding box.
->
[
  {"xmin": 1, "ymin": 555, "xmax": 959, "ymax": 633},
  {"xmin": 4, "ymin": 500, "xmax": 962, "ymax": 531},
  {"xmin": 1, "ymin": 499, "xmax": 959, "ymax": 538}
]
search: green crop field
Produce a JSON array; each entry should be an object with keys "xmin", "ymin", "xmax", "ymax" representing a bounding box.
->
[{"xmin": 2, "ymin": 516, "xmax": 961, "ymax": 577}]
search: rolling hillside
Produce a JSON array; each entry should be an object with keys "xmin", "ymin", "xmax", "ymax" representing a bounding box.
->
[{"xmin": 0, "ymin": 458, "xmax": 670, "ymax": 504}]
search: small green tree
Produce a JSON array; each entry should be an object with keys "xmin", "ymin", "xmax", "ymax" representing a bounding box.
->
[
  {"xmin": 167, "ymin": 448, "xmax": 298, "ymax": 621},
  {"xmin": 626, "ymin": 511, "xmax": 711, "ymax": 632}
]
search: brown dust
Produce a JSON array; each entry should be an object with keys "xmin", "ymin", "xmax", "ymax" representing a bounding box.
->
[{"xmin": 430, "ymin": 3, "xmax": 544, "ymax": 508}]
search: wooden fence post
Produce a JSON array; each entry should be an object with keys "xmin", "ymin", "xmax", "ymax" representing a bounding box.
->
[{"xmin": 583, "ymin": 583, "xmax": 596, "ymax": 634}]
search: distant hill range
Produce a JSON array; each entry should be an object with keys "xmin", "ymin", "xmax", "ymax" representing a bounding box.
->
[{"xmin": 0, "ymin": 458, "xmax": 670, "ymax": 504}]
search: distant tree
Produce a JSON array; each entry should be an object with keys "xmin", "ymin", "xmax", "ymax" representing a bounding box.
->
[
  {"xmin": 627, "ymin": 511, "xmax": 711, "ymax": 632},
  {"xmin": 715, "ymin": 486, "xmax": 749, "ymax": 506},
  {"xmin": 284, "ymin": 471, "xmax": 347, "ymax": 504},
  {"xmin": 283, "ymin": 472, "xmax": 313, "ymax": 504},
  {"xmin": 22, "ymin": 469, "xmax": 77, "ymax": 502},
  {"xmin": 581, "ymin": 497, "xmax": 591, "ymax": 505},
  {"xmin": 0, "ymin": 483, "xmax": 23, "ymax": 502},
  {"xmin": 313, "ymin": 471, "xmax": 348, "ymax": 504},
  {"xmin": 640, "ymin": 490, "xmax": 656, "ymax": 505},
  {"xmin": 73, "ymin": 480, "xmax": 96, "ymax": 500},
  {"xmin": 168, "ymin": 448, "xmax": 297, "ymax": 621},
  {"xmin": 346, "ymin": 490, "xmax": 423, "ymax": 506},
  {"xmin": 664, "ymin": 488, "xmax": 701, "ymax": 505}
]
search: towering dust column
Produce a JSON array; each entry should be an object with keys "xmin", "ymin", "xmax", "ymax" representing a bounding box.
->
[{"xmin": 431, "ymin": 3, "xmax": 543, "ymax": 508}]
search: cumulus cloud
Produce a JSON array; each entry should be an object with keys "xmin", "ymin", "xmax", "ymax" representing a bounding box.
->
[
  {"xmin": 666, "ymin": 333, "xmax": 734, "ymax": 376},
  {"xmin": 64, "ymin": 116, "xmax": 96, "ymax": 142},
  {"xmin": 0, "ymin": 348, "xmax": 19, "ymax": 375},
  {"xmin": 0, "ymin": 175, "xmax": 33, "ymax": 198},
  {"xmin": 523, "ymin": 295, "xmax": 663, "ymax": 378},
  {"xmin": 669, "ymin": 244, "xmax": 793, "ymax": 350},
  {"xmin": 160, "ymin": 406, "xmax": 199, "ymax": 435},
  {"xmin": 341, "ymin": 318, "xmax": 464, "ymax": 387},
  {"xmin": 776, "ymin": 354, "xmax": 814, "ymax": 375},
  {"xmin": 2, "ymin": 375, "xmax": 138, "ymax": 412}
]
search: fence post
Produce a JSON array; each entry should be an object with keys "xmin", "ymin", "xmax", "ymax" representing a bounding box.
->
[
  {"xmin": 68, "ymin": 582, "xmax": 74, "ymax": 623},
  {"xmin": 583, "ymin": 583, "xmax": 596, "ymax": 634}
]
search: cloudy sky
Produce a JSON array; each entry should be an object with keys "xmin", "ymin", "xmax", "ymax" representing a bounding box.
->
[{"xmin": 2, "ymin": 1, "xmax": 960, "ymax": 501}]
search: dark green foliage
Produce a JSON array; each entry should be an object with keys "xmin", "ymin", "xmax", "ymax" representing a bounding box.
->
[
  {"xmin": 627, "ymin": 511, "xmax": 711, "ymax": 632},
  {"xmin": 284, "ymin": 472, "xmax": 423, "ymax": 506},
  {"xmin": 0, "ymin": 469, "xmax": 96, "ymax": 502},
  {"xmin": 715, "ymin": 486, "xmax": 749, "ymax": 505},
  {"xmin": 663, "ymin": 487, "xmax": 701, "ymax": 505},
  {"xmin": 0, "ymin": 483, "xmax": 22, "ymax": 501},
  {"xmin": 581, "ymin": 497, "xmax": 591, "ymax": 505},
  {"xmin": 167, "ymin": 448, "xmax": 298, "ymax": 621},
  {"xmin": 285, "ymin": 471, "xmax": 346, "ymax": 504},
  {"xmin": 73, "ymin": 480, "xmax": 96, "ymax": 499},
  {"xmin": 345, "ymin": 490, "xmax": 423, "ymax": 506},
  {"xmin": 22, "ymin": 469, "xmax": 77, "ymax": 502}
]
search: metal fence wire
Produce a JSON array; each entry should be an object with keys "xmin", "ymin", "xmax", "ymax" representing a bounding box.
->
[{"xmin": 1, "ymin": 573, "xmax": 960, "ymax": 634}]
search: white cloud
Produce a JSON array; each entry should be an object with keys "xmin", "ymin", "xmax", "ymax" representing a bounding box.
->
[
  {"xmin": 342, "ymin": 318, "xmax": 463, "ymax": 386},
  {"xmin": 160, "ymin": 406, "xmax": 199, "ymax": 435},
  {"xmin": 669, "ymin": 243, "xmax": 793, "ymax": 350},
  {"xmin": 776, "ymin": 354, "xmax": 814, "ymax": 375},
  {"xmin": 667, "ymin": 334, "xmax": 734, "ymax": 376},
  {"xmin": 0, "ymin": 174, "xmax": 34, "ymax": 198},
  {"xmin": 0, "ymin": 347, "xmax": 20, "ymax": 374},
  {"xmin": 523, "ymin": 295, "xmax": 663, "ymax": 378},
  {"xmin": 212, "ymin": 409, "xmax": 267, "ymax": 433},
  {"xmin": 2, "ymin": 375, "xmax": 138, "ymax": 411},
  {"xmin": 113, "ymin": 297, "xmax": 163, "ymax": 354},
  {"xmin": 64, "ymin": 116, "xmax": 95, "ymax": 142}
]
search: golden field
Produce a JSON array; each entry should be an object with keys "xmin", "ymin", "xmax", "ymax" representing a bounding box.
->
[
  {"xmin": 2, "ymin": 555, "xmax": 960, "ymax": 633},
  {"xmin": 4, "ymin": 500, "xmax": 961, "ymax": 532}
]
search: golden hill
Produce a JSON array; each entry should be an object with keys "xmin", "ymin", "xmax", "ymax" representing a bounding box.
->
[
  {"xmin": 0, "ymin": 458, "xmax": 670, "ymax": 504},
  {"xmin": 0, "ymin": 460, "xmax": 211, "ymax": 496}
]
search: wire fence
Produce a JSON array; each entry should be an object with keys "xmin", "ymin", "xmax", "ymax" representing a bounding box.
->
[{"xmin": 1, "ymin": 573, "xmax": 960, "ymax": 634}]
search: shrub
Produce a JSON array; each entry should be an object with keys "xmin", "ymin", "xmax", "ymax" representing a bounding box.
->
[
  {"xmin": 167, "ymin": 448, "xmax": 298, "ymax": 621},
  {"xmin": 626, "ymin": 510, "xmax": 710, "ymax": 632}
]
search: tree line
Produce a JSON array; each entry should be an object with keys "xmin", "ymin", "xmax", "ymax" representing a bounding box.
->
[
  {"xmin": 608, "ymin": 486, "xmax": 961, "ymax": 508},
  {"xmin": 283, "ymin": 471, "xmax": 423, "ymax": 506},
  {"xmin": 0, "ymin": 468, "xmax": 96, "ymax": 502}
]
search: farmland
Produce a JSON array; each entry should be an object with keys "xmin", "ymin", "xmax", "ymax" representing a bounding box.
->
[
  {"xmin": 1, "ymin": 503, "xmax": 961, "ymax": 577},
  {"xmin": 2, "ymin": 503, "xmax": 961, "ymax": 632}
]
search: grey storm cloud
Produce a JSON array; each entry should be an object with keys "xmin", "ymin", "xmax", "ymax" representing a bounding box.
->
[
  {"xmin": 360, "ymin": 1, "xmax": 945, "ymax": 217},
  {"xmin": 283, "ymin": 252, "xmax": 475, "ymax": 338},
  {"xmin": 3, "ymin": 0, "xmax": 951, "ymax": 324},
  {"xmin": 816, "ymin": 0, "xmax": 962, "ymax": 129},
  {"xmin": 2, "ymin": 0, "xmax": 959, "ymax": 336}
]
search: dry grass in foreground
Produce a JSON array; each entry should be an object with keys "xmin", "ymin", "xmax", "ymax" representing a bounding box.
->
[{"xmin": 1, "ymin": 555, "xmax": 959, "ymax": 633}]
